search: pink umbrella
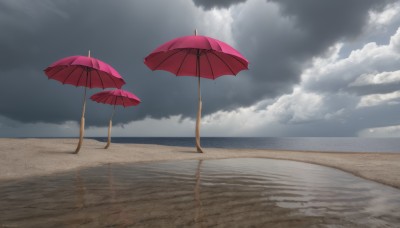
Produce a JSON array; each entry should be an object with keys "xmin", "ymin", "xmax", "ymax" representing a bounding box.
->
[
  {"xmin": 144, "ymin": 30, "xmax": 248, "ymax": 153},
  {"xmin": 44, "ymin": 51, "xmax": 126, "ymax": 153},
  {"xmin": 90, "ymin": 89, "xmax": 141, "ymax": 149}
]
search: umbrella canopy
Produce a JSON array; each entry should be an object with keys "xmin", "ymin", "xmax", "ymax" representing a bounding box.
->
[
  {"xmin": 144, "ymin": 35, "xmax": 248, "ymax": 79},
  {"xmin": 44, "ymin": 53, "xmax": 125, "ymax": 153},
  {"xmin": 144, "ymin": 32, "xmax": 248, "ymax": 153},
  {"xmin": 45, "ymin": 55, "xmax": 125, "ymax": 89},
  {"xmin": 90, "ymin": 89, "xmax": 141, "ymax": 107},
  {"xmin": 90, "ymin": 89, "xmax": 141, "ymax": 149}
]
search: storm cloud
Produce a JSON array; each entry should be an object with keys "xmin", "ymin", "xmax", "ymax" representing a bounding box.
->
[
  {"xmin": 232, "ymin": 0, "xmax": 394, "ymax": 98},
  {"xmin": 1, "ymin": 0, "xmax": 399, "ymax": 137},
  {"xmin": 192, "ymin": 0, "xmax": 247, "ymax": 10}
]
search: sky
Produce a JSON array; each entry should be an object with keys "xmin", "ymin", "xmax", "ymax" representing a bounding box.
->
[{"xmin": 1, "ymin": 0, "xmax": 400, "ymax": 137}]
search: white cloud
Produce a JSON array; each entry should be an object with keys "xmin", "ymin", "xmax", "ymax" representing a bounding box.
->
[
  {"xmin": 368, "ymin": 2, "xmax": 400, "ymax": 26},
  {"xmin": 357, "ymin": 91, "xmax": 400, "ymax": 108},
  {"xmin": 390, "ymin": 26, "xmax": 400, "ymax": 52},
  {"xmin": 267, "ymin": 87, "xmax": 324, "ymax": 124},
  {"xmin": 302, "ymin": 26, "xmax": 400, "ymax": 107},
  {"xmin": 201, "ymin": 105, "xmax": 272, "ymax": 136},
  {"xmin": 196, "ymin": 8, "xmax": 235, "ymax": 46},
  {"xmin": 349, "ymin": 71, "xmax": 400, "ymax": 86},
  {"xmin": 358, "ymin": 125, "xmax": 400, "ymax": 137}
]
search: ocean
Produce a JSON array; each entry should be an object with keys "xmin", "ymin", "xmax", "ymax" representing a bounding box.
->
[{"xmin": 91, "ymin": 137, "xmax": 400, "ymax": 153}]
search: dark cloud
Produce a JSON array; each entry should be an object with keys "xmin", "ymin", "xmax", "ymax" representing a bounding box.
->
[
  {"xmin": 0, "ymin": 0, "xmax": 200, "ymax": 126},
  {"xmin": 0, "ymin": 0, "xmax": 397, "ymax": 133},
  {"xmin": 192, "ymin": 0, "xmax": 247, "ymax": 10},
  {"xmin": 269, "ymin": 0, "xmax": 391, "ymax": 41},
  {"xmin": 232, "ymin": 0, "xmax": 394, "ymax": 100}
]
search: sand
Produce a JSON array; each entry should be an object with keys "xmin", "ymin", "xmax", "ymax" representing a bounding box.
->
[{"xmin": 1, "ymin": 138, "xmax": 400, "ymax": 189}]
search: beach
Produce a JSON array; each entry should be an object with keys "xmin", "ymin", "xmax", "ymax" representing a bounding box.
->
[{"xmin": 1, "ymin": 138, "xmax": 399, "ymax": 189}]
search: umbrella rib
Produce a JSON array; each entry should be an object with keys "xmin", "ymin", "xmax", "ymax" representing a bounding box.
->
[
  {"xmin": 86, "ymin": 58, "xmax": 95, "ymax": 88},
  {"xmin": 102, "ymin": 95, "xmax": 111, "ymax": 105},
  {"xmin": 166, "ymin": 39, "xmax": 177, "ymax": 50},
  {"xmin": 113, "ymin": 96, "xmax": 118, "ymax": 106},
  {"xmin": 109, "ymin": 74, "xmax": 121, "ymax": 88},
  {"xmin": 197, "ymin": 49, "xmax": 201, "ymax": 77},
  {"xmin": 89, "ymin": 68, "xmax": 93, "ymax": 88},
  {"xmin": 75, "ymin": 67, "xmax": 86, "ymax": 87},
  {"xmin": 47, "ymin": 66, "xmax": 66, "ymax": 80},
  {"xmin": 176, "ymin": 49, "xmax": 191, "ymax": 76},
  {"xmin": 100, "ymin": 95, "xmax": 111, "ymax": 105},
  {"xmin": 100, "ymin": 94, "xmax": 111, "ymax": 104},
  {"xmin": 215, "ymin": 40, "xmax": 224, "ymax": 52},
  {"xmin": 95, "ymin": 70, "xmax": 105, "ymax": 89},
  {"xmin": 230, "ymin": 54, "xmax": 249, "ymax": 70},
  {"xmin": 85, "ymin": 68, "xmax": 89, "ymax": 87},
  {"xmin": 211, "ymin": 52, "xmax": 236, "ymax": 76},
  {"xmin": 121, "ymin": 96, "xmax": 127, "ymax": 108},
  {"xmin": 107, "ymin": 94, "xmax": 114, "ymax": 106},
  {"xmin": 153, "ymin": 49, "xmax": 182, "ymax": 70},
  {"xmin": 62, "ymin": 66, "xmax": 81, "ymax": 84},
  {"xmin": 214, "ymin": 40, "xmax": 248, "ymax": 69},
  {"xmin": 106, "ymin": 65, "xmax": 118, "ymax": 88},
  {"xmin": 106, "ymin": 73, "xmax": 118, "ymax": 89},
  {"xmin": 107, "ymin": 95, "xmax": 116, "ymax": 104},
  {"xmin": 213, "ymin": 41, "xmax": 248, "ymax": 71},
  {"xmin": 116, "ymin": 96, "xmax": 123, "ymax": 108},
  {"xmin": 204, "ymin": 52, "xmax": 215, "ymax": 80},
  {"xmin": 204, "ymin": 37, "xmax": 214, "ymax": 50},
  {"xmin": 104, "ymin": 63, "xmax": 120, "ymax": 89}
]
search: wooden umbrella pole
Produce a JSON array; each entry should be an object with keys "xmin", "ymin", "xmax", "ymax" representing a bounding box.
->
[
  {"xmin": 105, "ymin": 105, "xmax": 116, "ymax": 149},
  {"xmin": 194, "ymin": 31, "xmax": 204, "ymax": 153},
  {"xmin": 196, "ymin": 76, "xmax": 204, "ymax": 153},
  {"xmin": 74, "ymin": 50, "xmax": 91, "ymax": 154},
  {"xmin": 195, "ymin": 42, "xmax": 204, "ymax": 153},
  {"xmin": 74, "ymin": 87, "xmax": 87, "ymax": 154}
]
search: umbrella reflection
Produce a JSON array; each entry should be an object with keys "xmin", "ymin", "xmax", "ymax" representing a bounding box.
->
[
  {"xmin": 108, "ymin": 164, "xmax": 116, "ymax": 203},
  {"xmin": 194, "ymin": 160, "xmax": 204, "ymax": 225},
  {"xmin": 74, "ymin": 170, "xmax": 86, "ymax": 209}
]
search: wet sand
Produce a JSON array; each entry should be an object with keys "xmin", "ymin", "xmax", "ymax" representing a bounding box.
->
[{"xmin": 0, "ymin": 138, "xmax": 400, "ymax": 189}]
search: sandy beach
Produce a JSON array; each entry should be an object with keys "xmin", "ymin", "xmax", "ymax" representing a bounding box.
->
[{"xmin": 1, "ymin": 138, "xmax": 400, "ymax": 189}]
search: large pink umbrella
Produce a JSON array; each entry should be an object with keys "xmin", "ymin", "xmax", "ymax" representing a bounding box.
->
[
  {"xmin": 44, "ymin": 51, "xmax": 126, "ymax": 153},
  {"xmin": 144, "ymin": 31, "xmax": 248, "ymax": 153},
  {"xmin": 90, "ymin": 89, "xmax": 141, "ymax": 149}
]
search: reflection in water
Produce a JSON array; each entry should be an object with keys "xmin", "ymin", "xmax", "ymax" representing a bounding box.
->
[
  {"xmin": 1, "ymin": 158, "xmax": 400, "ymax": 227},
  {"xmin": 194, "ymin": 160, "xmax": 204, "ymax": 225},
  {"xmin": 75, "ymin": 170, "xmax": 86, "ymax": 209}
]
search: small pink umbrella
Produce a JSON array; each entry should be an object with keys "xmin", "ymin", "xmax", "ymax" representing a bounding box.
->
[
  {"xmin": 144, "ymin": 30, "xmax": 248, "ymax": 153},
  {"xmin": 90, "ymin": 89, "xmax": 141, "ymax": 149},
  {"xmin": 44, "ymin": 51, "xmax": 125, "ymax": 153}
]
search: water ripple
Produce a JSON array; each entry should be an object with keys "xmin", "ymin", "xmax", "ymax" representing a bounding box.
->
[{"xmin": 1, "ymin": 158, "xmax": 400, "ymax": 227}]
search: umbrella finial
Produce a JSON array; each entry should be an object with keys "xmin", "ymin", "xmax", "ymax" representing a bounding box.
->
[
  {"xmin": 88, "ymin": 50, "xmax": 91, "ymax": 58},
  {"xmin": 194, "ymin": 29, "xmax": 198, "ymax": 36}
]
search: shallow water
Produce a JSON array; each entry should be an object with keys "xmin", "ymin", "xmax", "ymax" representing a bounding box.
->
[{"xmin": 1, "ymin": 158, "xmax": 400, "ymax": 227}]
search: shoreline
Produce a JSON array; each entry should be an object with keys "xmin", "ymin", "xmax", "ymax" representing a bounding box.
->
[{"xmin": 1, "ymin": 138, "xmax": 399, "ymax": 189}]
